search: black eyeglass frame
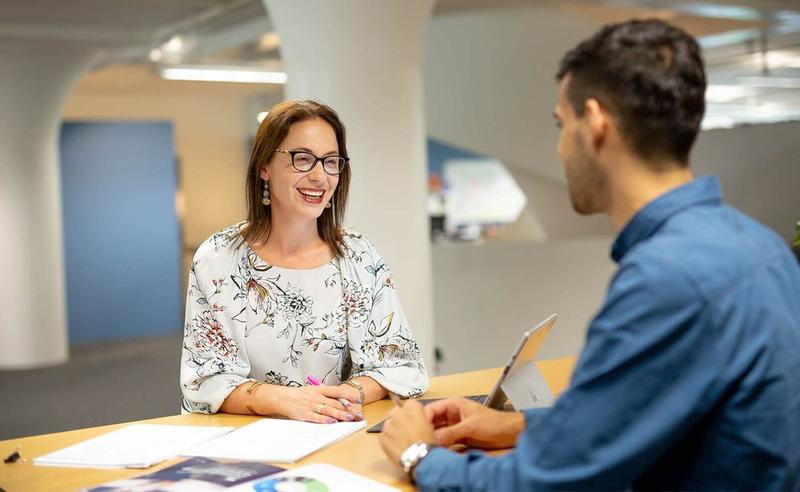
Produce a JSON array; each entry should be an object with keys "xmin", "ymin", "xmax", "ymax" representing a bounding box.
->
[{"xmin": 275, "ymin": 148, "xmax": 349, "ymax": 176}]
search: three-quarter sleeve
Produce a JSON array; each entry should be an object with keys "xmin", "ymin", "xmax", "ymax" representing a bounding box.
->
[
  {"xmin": 342, "ymin": 234, "xmax": 429, "ymax": 398},
  {"xmin": 179, "ymin": 251, "xmax": 252, "ymax": 414}
]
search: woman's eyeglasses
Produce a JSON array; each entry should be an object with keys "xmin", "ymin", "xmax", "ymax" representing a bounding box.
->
[{"xmin": 275, "ymin": 149, "xmax": 349, "ymax": 176}]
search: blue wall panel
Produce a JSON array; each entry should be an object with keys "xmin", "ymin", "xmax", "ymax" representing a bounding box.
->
[
  {"xmin": 60, "ymin": 121, "xmax": 182, "ymax": 344},
  {"xmin": 427, "ymin": 137, "xmax": 484, "ymax": 177}
]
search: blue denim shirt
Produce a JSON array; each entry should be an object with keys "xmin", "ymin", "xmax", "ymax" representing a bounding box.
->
[{"xmin": 416, "ymin": 176, "xmax": 800, "ymax": 491}]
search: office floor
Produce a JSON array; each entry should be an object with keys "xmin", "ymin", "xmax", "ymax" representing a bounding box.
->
[{"xmin": 0, "ymin": 334, "xmax": 183, "ymax": 440}]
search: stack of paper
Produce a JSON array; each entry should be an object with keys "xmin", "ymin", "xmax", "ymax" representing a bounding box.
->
[
  {"xmin": 183, "ymin": 418, "xmax": 366, "ymax": 463},
  {"xmin": 34, "ymin": 424, "xmax": 234, "ymax": 469}
]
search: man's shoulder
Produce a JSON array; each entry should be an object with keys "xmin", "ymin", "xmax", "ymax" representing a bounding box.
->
[
  {"xmin": 614, "ymin": 249, "xmax": 697, "ymax": 303},
  {"xmin": 630, "ymin": 203, "xmax": 789, "ymax": 300}
]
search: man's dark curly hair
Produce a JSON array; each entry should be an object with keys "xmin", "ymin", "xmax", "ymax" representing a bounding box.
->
[{"xmin": 556, "ymin": 19, "xmax": 706, "ymax": 165}]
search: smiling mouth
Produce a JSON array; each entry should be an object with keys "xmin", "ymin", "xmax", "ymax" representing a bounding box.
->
[{"xmin": 297, "ymin": 188, "xmax": 325, "ymax": 204}]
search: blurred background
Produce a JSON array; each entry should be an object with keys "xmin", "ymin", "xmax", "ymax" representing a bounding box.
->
[{"xmin": 2, "ymin": 0, "xmax": 799, "ymax": 439}]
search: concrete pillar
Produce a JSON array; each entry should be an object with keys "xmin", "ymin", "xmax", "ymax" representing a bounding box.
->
[
  {"xmin": 263, "ymin": 0, "xmax": 437, "ymax": 368},
  {"xmin": 0, "ymin": 40, "xmax": 95, "ymax": 368}
]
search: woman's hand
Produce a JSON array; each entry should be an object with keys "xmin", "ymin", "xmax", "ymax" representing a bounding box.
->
[
  {"xmin": 335, "ymin": 383, "xmax": 365, "ymax": 414},
  {"xmin": 272, "ymin": 385, "xmax": 362, "ymax": 424}
]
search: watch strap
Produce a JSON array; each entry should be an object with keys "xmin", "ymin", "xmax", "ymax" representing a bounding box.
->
[{"xmin": 400, "ymin": 441, "xmax": 438, "ymax": 484}]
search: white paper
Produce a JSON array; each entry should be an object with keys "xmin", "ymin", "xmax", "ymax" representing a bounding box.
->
[
  {"xmin": 183, "ymin": 418, "xmax": 366, "ymax": 463},
  {"xmin": 33, "ymin": 424, "xmax": 234, "ymax": 469},
  {"xmin": 229, "ymin": 463, "xmax": 399, "ymax": 492}
]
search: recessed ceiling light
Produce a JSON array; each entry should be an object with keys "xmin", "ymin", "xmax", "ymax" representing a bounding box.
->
[
  {"xmin": 159, "ymin": 65, "xmax": 287, "ymax": 84},
  {"xmin": 163, "ymin": 35, "xmax": 184, "ymax": 54},
  {"xmin": 737, "ymin": 76, "xmax": 800, "ymax": 89},
  {"xmin": 705, "ymin": 84, "xmax": 758, "ymax": 103},
  {"xmin": 258, "ymin": 32, "xmax": 281, "ymax": 51}
]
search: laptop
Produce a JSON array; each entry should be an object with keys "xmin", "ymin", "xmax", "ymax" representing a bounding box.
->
[{"xmin": 367, "ymin": 314, "xmax": 557, "ymax": 432}]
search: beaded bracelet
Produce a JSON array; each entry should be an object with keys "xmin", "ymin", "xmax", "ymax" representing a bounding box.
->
[{"xmin": 343, "ymin": 379, "xmax": 366, "ymax": 404}]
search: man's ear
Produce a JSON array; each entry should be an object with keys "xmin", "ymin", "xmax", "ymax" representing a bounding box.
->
[{"xmin": 583, "ymin": 98, "xmax": 609, "ymax": 153}]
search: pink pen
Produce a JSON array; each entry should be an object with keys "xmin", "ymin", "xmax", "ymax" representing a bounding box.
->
[{"xmin": 306, "ymin": 375, "xmax": 352, "ymax": 409}]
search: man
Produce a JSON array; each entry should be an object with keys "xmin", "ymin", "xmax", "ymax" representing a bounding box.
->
[{"xmin": 380, "ymin": 19, "xmax": 800, "ymax": 491}]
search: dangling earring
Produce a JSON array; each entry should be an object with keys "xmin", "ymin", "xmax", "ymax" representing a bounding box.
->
[{"xmin": 262, "ymin": 181, "xmax": 271, "ymax": 206}]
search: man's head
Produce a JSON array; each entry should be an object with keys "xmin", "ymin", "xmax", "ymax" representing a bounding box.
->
[{"xmin": 553, "ymin": 19, "xmax": 706, "ymax": 214}]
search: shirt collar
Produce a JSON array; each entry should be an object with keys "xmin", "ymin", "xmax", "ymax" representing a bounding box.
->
[{"xmin": 611, "ymin": 175, "xmax": 723, "ymax": 263}]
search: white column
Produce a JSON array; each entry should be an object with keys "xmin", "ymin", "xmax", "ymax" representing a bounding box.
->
[
  {"xmin": 0, "ymin": 40, "xmax": 95, "ymax": 368},
  {"xmin": 264, "ymin": 0, "xmax": 437, "ymax": 368}
]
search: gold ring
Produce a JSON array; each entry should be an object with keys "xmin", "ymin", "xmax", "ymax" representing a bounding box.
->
[{"xmin": 315, "ymin": 403, "xmax": 327, "ymax": 415}]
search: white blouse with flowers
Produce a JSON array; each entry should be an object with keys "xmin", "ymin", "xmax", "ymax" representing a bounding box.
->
[{"xmin": 180, "ymin": 223, "xmax": 429, "ymax": 414}]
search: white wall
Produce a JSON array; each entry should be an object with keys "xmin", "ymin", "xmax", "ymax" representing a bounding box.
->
[
  {"xmin": 431, "ymin": 117, "xmax": 800, "ymax": 375},
  {"xmin": 426, "ymin": 6, "xmax": 800, "ymax": 244},
  {"xmin": 503, "ymin": 162, "xmax": 614, "ymax": 242},
  {"xmin": 432, "ymin": 238, "xmax": 615, "ymax": 375},
  {"xmin": 423, "ymin": 7, "xmax": 619, "ymax": 375},
  {"xmin": 424, "ymin": 6, "xmax": 800, "ymax": 377},
  {"xmin": 425, "ymin": 5, "xmax": 597, "ymax": 183},
  {"xmin": 425, "ymin": 6, "xmax": 615, "ymax": 242},
  {"xmin": 693, "ymin": 121, "xmax": 800, "ymax": 242}
]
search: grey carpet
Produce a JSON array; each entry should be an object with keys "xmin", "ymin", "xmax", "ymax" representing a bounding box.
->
[{"xmin": 0, "ymin": 333, "xmax": 184, "ymax": 440}]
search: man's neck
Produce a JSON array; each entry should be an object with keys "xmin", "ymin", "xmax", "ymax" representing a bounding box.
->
[{"xmin": 606, "ymin": 156, "xmax": 694, "ymax": 231}]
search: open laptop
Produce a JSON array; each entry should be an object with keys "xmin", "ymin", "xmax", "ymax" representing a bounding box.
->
[{"xmin": 367, "ymin": 314, "xmax": 557, "ymax": 432}]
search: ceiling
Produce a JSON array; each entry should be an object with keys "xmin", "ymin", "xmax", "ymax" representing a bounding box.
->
[{"xmin": 3, "ymin": 0, "xmax": 799, "ymax": 129}]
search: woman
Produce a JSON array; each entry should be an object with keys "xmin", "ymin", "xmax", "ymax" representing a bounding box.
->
[{"xmin": 180, "ymin": 100, "xmax": 429, "ymax": 424}]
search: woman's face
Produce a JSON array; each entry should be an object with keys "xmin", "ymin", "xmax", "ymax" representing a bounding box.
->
[{"xmin": 259, "ymin": 117, "xmax": 340, "ymax": 224}]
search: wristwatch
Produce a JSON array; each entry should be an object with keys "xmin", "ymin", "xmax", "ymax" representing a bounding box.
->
[{"xmin": 400, "ymin": 441, "xmax": 438, "ymax": 483}]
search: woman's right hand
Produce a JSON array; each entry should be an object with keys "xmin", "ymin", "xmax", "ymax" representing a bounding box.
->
[{"xmin": 271, "ymin": 385, "xmax": 362, "ymax": 424}]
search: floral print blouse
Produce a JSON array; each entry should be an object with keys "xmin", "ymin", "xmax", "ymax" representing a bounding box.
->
[{"xmin": 180, "ymin": 223, "xmax": 429, "ymax": 414}]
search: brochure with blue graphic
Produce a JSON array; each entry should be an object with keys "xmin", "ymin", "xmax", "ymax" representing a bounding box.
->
[{"xmin": 85, "ymin": 457, "xmax": 284, "ymax": 491}]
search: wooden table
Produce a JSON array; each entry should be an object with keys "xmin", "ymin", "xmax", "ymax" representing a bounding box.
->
[{"xmin": 0, "ymin": 357, "xmax": 575, "ymax": 491}]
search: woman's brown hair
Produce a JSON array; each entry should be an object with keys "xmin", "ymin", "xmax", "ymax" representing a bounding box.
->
[{"xmin": 241, "ymin": 100, "xmax": 350, "ymax": 256}]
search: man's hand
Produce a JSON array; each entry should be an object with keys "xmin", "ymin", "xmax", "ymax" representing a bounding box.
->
[
  {"xmin": 426, "ymin": 397, "xmax": 526, "ymax": 449},
  {"xmin": 379, "ymin": 400, "xmax": 438, "ymax": 468}
]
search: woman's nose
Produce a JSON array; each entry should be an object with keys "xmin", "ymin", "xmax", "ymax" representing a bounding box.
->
[{"xmin": 307, "ymin": 160, "xmax": 327, "ymax": 182}]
